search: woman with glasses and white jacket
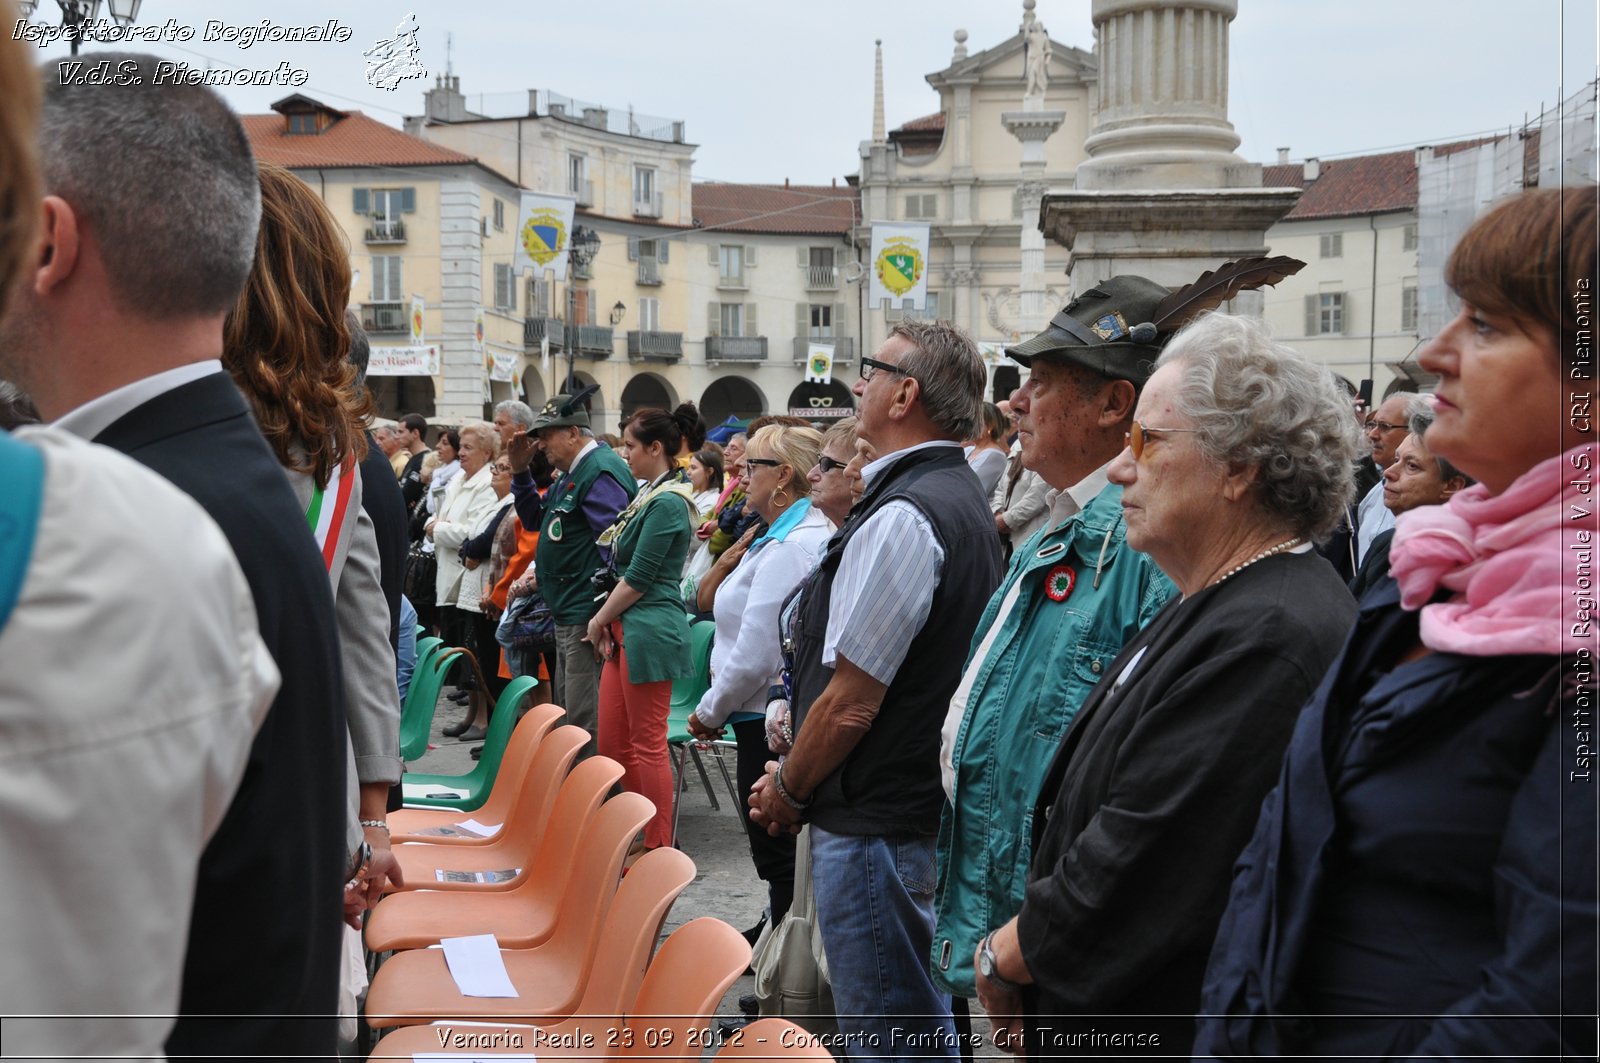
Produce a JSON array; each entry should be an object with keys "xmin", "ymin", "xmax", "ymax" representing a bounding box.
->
[{"xmin": 686, "ymin": 424, "xmax": 832, "ymax": 931}]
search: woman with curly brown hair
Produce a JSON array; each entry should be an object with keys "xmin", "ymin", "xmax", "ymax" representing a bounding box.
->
[{"xmin": 223, "ymin": 163, "xmax": 402, "ymax": 916}]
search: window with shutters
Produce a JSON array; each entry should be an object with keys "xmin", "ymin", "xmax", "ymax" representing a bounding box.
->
[
  {"xmin": 1305, "ymin": 292, "xmax": 1344, "ymax": 334},
  {"xmin": 1401, "ymin": 282, "xmax": 1418, "ymax": 331},
  {"xmin": 720, "ymin": 303, "xmax": 745, "ymax": 338},
  {"xmin": 493, "ymin": 263, "xmax": 515, "ymax": 310},
  {"xmin": 639, "ymin": 297, "xmax": 660, "ymax": 332},
  {"xmin": 571, "ymin": 287, "xmax": 596, "ymax": 326},
  {"xmin": 569, "ymin": 154, "xmax": 586, "ymax": 194},
  {"xmin": 528, "ymin": 277, "xmax": 551, "ymax": 316},
  {"xmin": 493, "ymin": 199, "xmax": 505, "ymax": 231},
  {"xmin": 371, "ymin": 255, "xmax": 402, "ymax": 301},
  {"xmin": 1319, "ymin": 232, "xmax": 1343, "ymax": 259},
  {"xmin": 633, "ymin": 166, "xmax": 658, "ymax": 215},
  {"xmin": 1402, "ymin": 223, "xmax": 1418, "ymax": 252},
  {"xmin": 719, "ymin": 245, "xmax": 745, "ymax": 288},
  {"xmin": 809, "ymin": 304, "xmax": 833, "ymax": 337},
  {"xmin": 905, "ymin": 193, "xmax": 938, "ymax": 219}
]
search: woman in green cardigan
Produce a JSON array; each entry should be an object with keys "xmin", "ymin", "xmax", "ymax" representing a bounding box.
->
[{"xmin": 587, "ymin": 404, "xmax": 700, "ymax": 850}]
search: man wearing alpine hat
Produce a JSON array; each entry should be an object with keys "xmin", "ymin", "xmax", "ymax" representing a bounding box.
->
[
  {"xmin": 933, "ymin": 277, "xmax": 1177, "ymax": 1015},
  {"xmin": 526, "ymin": 389, "xmax": 636, "ymax": 748}
]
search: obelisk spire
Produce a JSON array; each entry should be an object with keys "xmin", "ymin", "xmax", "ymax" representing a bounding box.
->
[{"xmin": 871, "ymin": 39, "xmax": 886, "ymax": 145}]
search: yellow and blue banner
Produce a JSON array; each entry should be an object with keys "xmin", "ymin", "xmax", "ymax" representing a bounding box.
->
[{"xmin": 514, "ymin": 192, "xmax": 578, "ymax": 280}]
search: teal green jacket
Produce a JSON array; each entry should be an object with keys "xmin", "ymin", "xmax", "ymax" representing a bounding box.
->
[
  {"xmin": 611, "ymin": 487, "xmax": 694, "ymax": 685},
  {"xmin": 931, "ymin": 482, "xmax": 1175, "ymax": 996}
]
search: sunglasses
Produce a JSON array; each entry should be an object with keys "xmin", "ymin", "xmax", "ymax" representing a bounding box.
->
[
  {"xmin": 813, "ymin": 455, "xmax": 848, "ymax": 474},
  {"xmin": 1125, "ymin": 420, "xmax": 1202, "ymax": 460},
  {"xmin": 744, "ymin": 458, "xmax": 782, "ymax": 469},
  {"xmin": 859, "ymin": 355, "xmax": 913, "ymax": 381}
]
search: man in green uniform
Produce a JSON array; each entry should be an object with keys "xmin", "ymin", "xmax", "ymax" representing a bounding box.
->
[
  {"xmin": 529, "ymin": 393, "xmax": 636, "ymax": 748},
  {"xmin": 933, "ymin": 278, "xmax": 1179, "ymax": 1005}
]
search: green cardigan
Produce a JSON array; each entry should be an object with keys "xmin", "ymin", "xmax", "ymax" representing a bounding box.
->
[{"xmin": 612, "ymin": 488, "xmax": 694, "ymax": 684}]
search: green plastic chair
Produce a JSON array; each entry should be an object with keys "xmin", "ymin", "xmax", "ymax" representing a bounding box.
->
[
  {"xmin": 400, "ymin": 672, "xmax": 540, "ymax": 810},
  {"xmin": 666, "ymin": 620, "xmax": 738, "ymax": 841},
  {"xmin": 398, "ymin": 643, "xmax": 465, "ymax": 763}
]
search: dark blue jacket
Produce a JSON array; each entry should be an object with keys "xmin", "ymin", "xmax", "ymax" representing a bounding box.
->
[{"xmin": 1196, "ymin": 579, "xmax": 1597, "ymax": 1060}]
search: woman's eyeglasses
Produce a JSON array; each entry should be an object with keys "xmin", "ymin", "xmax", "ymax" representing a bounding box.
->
[
  {"xmin": 1125, "ymin": 421, "xmax": 1202, "ymax": 460},
  {"xmin": 492, "ymin": 463, "xmax": 513, "ymax": 473},
  {"xmin": 744, "ymin": 458, "xmax": 782, "ymax": 470},
  {"xmin": 813, "ymin": 455, "xmax": 848, "ymax": 474}
]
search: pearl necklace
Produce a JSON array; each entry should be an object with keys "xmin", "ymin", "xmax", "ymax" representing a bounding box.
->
[{"xmin": 1209, "ymin": 536, "xmax": 1305, "ymax": 590}]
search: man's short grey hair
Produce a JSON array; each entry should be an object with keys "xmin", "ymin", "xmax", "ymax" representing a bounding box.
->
[
  {"xmin": 1407, "ymin": 401, "xmax": 1473, "ymax": 486},
  {"xmin": 889, "ymin": 320, "xmax": 985, "ymax": 440},
  {"xmin": 1158, "ymin": 313, "xmax": 1363, "ymax": 543},
  {"xmin": 37, "ymin": 53, "xmax": 260, "ymax": 319},
  {"xmin": 494, "ymin": 399, "xmax": 536, "ymax": 430}
]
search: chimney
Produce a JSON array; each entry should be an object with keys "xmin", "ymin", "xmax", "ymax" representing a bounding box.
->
[
  {"xmin": 832, "ymin": 177, "xmax": 838, "ymax": 187},
  {"xmin": 785, "ymin": 177, "xmax": 791, "ymax": 189},
  {"xmin": 1303, "ymin": 157, "xmax": 1320, "ymax": 181},
  {"xmin": 1276, "ymin": 147, "xmax": 1290, "ymax": 165}
]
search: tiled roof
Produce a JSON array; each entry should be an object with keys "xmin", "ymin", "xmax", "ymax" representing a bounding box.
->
[
  {"xmin": 1262, "ymin": 134, "xmax": 1526, "ymax": 221},
  {"xmin": 692, "ymin": 182, "xmax": 858, "ymax": 235},
  {"xmin": 1263, "ymin": 150, "xmax": 1417, "ymax": 220},
  {"xmin": 897, "ymin": 112, "xmax": 946, "ymax": 132},
  {"xmin": 242, "ymin": 111, "xmax": 477, "ymax": 170}
]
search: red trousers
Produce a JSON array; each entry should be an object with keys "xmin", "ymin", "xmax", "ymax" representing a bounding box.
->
[{"xmin": 597, "ymin": 624, "xmax": 674, "ymax": 849}]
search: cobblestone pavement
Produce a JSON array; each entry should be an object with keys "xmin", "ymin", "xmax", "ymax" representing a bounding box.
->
[{"xmin": 400, "ymin": 683, "xmax": 999, "ymax": 1058}]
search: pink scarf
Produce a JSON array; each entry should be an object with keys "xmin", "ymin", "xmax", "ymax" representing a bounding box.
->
[{"xmin": 1390, "ymin": 444, "xmax": 1597, "ymax": 656}]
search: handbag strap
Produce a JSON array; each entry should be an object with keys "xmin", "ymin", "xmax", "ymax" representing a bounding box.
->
[{"xmin": 0, "ymin": 432, "xmax": 45, "ymax": 633}]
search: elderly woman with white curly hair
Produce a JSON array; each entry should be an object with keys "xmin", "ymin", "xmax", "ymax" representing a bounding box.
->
[{"xmin": 974, "ymin": 312, "xmax": 1364, "ymax": 1058}]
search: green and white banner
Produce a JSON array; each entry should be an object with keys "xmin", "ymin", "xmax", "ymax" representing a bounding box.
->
[{"xmin": 869, "ymin": 222, "xmax": 930, "ymax": 310}]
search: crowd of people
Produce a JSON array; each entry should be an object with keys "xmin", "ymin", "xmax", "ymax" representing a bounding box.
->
[{"xmin": 0, "ymin": 21, "xmax": 1594, "ymax": 1063}]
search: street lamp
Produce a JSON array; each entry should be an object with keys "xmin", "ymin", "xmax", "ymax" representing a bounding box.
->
[
  {"xmin": 609, "ymin": 301, "xmax": 626, "ymax": 326},
  {"xmin": 563, "ymin": 224, "xmax": 602, "ymax": 394},
  {"xmin": 17, "ymin": 1, "xmax": 142, "ymax": 56}
]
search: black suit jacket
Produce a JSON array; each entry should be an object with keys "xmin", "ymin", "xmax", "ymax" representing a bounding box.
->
[
  {"xmin": 94, "ymin": 372, "xmax": 346, "ymax": 1057},
  {"xmin": 1017, "ymin": 552, "xmax": 1357, "ymax": 1054},
  {"xmin": 360, "ymin": 429, "xmax": 408, "ymax": 647}
]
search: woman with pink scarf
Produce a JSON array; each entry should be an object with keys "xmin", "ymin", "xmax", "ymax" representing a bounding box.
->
[{"xmin": 1196, "ymin": 187, "xmax": 1597, "ymax": 1060}]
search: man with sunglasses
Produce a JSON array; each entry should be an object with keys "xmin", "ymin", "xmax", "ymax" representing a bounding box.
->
[
  {"xmin": 750, "ymin": 320, "xmax": 1002, "ymax": 1061},
  {"xmin": 1352, "ymin": 391, "xmax": 1419, "ymax": 566},
  {"xmin": 932, "ymin": 277, "xmax": 1177, "ymax": 1023}
]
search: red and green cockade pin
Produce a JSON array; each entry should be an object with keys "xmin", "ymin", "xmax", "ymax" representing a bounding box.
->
[{"xmin": 1045, "ymin": 564, "xmax": 1076, "ymax": 602}]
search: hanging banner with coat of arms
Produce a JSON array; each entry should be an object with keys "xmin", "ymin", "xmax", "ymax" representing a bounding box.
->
[
  {"xmin": 409, "ymin": 294, "xmax": 425, "ymax": 344},
  {"xmin": 513, "ymin": 191, "xmax": 577, "ymax": 281},
  {"xmin": 868, "ymin": 222, "xmax": 930, "ymax": 310},
  {"xmin": 804, "ymin": 343, "xmax": 834, "ymax": 385}
]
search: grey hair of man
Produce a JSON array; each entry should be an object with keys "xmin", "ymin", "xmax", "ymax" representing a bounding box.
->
[
  {"xmin": 494, "ymin": 399, "xmax": 536, "ymax": 431},
  {"xmin": 888, "ymin": 319, "xmax": 986, "ymax": 441},
  {"xmin": 1406, "ymin": 401, "xmax": 1473, "ymax": 486},
  {"xmin": 1156, "ymin": 312, "xmax": 1363, "ymax": 544},
  {"xmin": 36, "ymin": 53, "xmax": 260, "ymax": 319},
  {"xmin": 345, "ymin": 308, "xmax": 370, "ymax": 387}
]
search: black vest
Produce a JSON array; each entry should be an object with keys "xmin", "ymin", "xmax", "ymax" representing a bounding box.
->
[{"xmin": 790, "ymin": 445, "xmax": 1002, "ymax": 835}]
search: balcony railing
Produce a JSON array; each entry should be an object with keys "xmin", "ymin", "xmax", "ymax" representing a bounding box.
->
[
  {"xmin": 637, "ymin": 257, "xmax": 662, "ymax": 286},
  {"xmin": 523, "ymin": 316, "xmax": 564, "ymax": 348},
  {"xmin": 805, "ymin": 264, "xmax": 838, "ymax": 290},
  {"xmin": 707, "ymin": 336, "xmax": 768, "ymax": 362},
  {"xmin": 792, "ymin": 337, "xmax": 855, "ymax": 365},
  {"xmin": 633, "ymin": 191, "xmax": 664, "ymax": 218},
  {"xmin": 567, "ymin": 324, "xmax": 614, "ymax": 357},
  {"xmin": 364, "ymin": 218, "xmax": 406, "ymax": 244},
  {"xmin": 716, "ymin": 271, "xmax": 747, "ymax": 291},
  {"xmin": 572, "ymin": 179, "xmax": 594, "ymax": 208},
  {"xmin": 362, "ymin": 301, "xmax": 408, "ymax": 333},
  {"xmin": 627, "ymin": 330, "xmax": 683, "ymax": 362}
]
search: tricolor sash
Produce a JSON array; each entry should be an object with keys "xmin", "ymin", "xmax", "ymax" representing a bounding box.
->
[{"xmin": 305, "ymin": 453, "xmax": 358, "ymax": 572}]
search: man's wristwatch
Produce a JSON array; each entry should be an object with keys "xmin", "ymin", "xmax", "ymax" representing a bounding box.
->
[{"xmin": 979, "ymin": 931, "xmax": 1023, "ymax": 993}]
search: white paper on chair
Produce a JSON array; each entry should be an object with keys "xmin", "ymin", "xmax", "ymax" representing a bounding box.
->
[
  {"xmin": 457, "ymin": 818, "xmax": 502, "ymax": 836},
  {"xmin": 439, "ymin": 934, "xmax": 519, "ymax": 997},
  {"xmin": 434, "ymin": 868, "xmax": 520, "ymax": 884},
  {"xmin": 410, "ymin": 819, "xmax": 501, "ymax": 839}
]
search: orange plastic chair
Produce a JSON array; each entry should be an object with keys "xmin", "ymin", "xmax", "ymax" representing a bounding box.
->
[
  {"xmin": 386, "ymin": 746, "xmax": 619, "ymax": 894},
  {"xmin": 365, "ymin": 755, "xmax": 628, "ymax": 953},
  {"xmin": 388, "ymin": 714, "xmax": 576, "ymax": 845},
  {"xmin": 715, "ymin": 1018, "xmax": 836, "ymax": 1061},
  {"xmin": 365, "ymin": 828, "xmax": 690, "ymax": 1030},
  {"xmin": 369, "ymin": 916, "xmax": 751, "ymax": 1060}
]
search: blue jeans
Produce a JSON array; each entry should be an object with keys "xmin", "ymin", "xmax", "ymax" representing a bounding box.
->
[{"xmin": 809, "ymin": 827, "xmax": 957, "ymax": 1062}]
